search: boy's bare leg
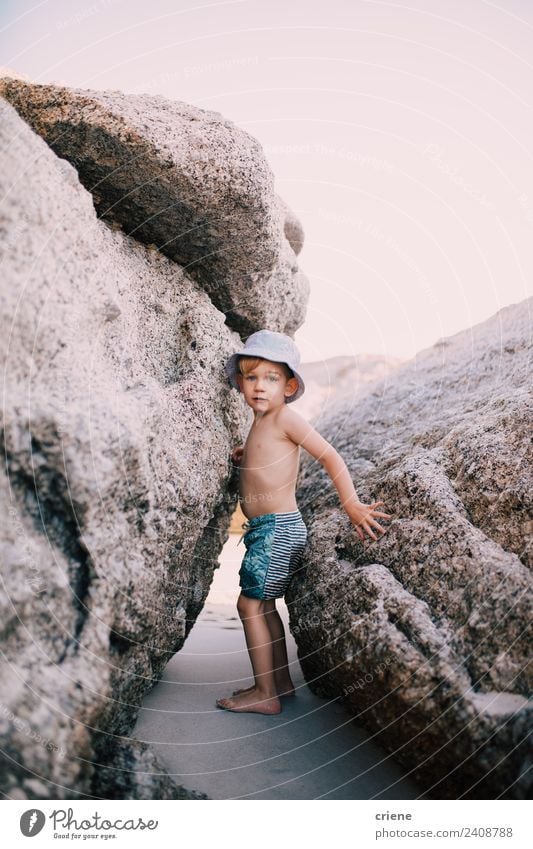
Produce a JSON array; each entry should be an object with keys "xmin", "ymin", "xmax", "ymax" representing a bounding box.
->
[
  {"xmin": 216, "ymin": 594, "xmax": 281, "ymax": 714},
  {"xmin": 232, "ymin": 599, "xmax": 295, "ymax": 697}
]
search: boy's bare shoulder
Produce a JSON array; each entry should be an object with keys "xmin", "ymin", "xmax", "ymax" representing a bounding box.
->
[
  {"xmin": 277, "ymin": 404, "xmax": 335, "ymax": 461},
  {"xmin": 276, "ymin": 404, "xmax": 310, "ymax": 441}
]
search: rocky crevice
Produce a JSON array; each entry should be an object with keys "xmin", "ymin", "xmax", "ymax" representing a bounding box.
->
[
  {"xmin": 288, "ymin": 298, "xmax": 532, "ymax": 799},
  {"xmin": 0, "ymin": 86, "xmax": 308, "ymax": 799}
]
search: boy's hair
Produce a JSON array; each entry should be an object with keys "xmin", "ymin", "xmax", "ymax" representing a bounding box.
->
[{"xmin": 238, "ymin": 355, "xmax": 295, "ymax": 382}]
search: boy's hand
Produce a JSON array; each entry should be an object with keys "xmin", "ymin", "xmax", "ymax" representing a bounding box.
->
[
  {"xmin": 231, "ymin": 446, "xmax": 244, "ymax": 466},
  {"xmin": 345, "ymin": 499, "xmax": 392, "ymax": 542}
]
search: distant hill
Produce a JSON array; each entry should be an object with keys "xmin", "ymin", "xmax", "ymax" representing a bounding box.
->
[{"xmin": 292, "ymin": 353, "xmax": 405, "ymax": 422}]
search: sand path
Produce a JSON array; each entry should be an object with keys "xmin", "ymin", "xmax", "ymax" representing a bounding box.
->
[{"xmin": 133, "ymin": 535, "xmax": 422, "ymax": 800}]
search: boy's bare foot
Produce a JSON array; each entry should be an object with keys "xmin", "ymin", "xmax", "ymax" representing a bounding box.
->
[
  {"xmin": 231, "ymin": 682, "xmax": 295, "ymax": 698},
  {"xmin": 216, "ymin": 688, "xmax": 281, "ymax": 715}
]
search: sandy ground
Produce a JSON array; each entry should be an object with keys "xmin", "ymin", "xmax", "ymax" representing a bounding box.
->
[{"xmin": 133, "ymin": 534, "xmax": 422, "ymax": 800}]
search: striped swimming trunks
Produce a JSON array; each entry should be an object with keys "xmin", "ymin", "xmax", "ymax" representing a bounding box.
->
[{"xmin": 237, "ymin": 510, "xmax": 308, "ymax": 600}]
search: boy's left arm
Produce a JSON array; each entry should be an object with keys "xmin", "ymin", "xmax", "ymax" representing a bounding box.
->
[{"xmin": 281, "ymin": 407, "xmax": 392, "ymax": 542}]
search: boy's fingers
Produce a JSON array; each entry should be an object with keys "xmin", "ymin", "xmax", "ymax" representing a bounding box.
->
[
  {"xmin": 371, "ymin": 507, "xmax": 393, "ymax": 519},
  {"xmin": 362, "ymin": 522, "xmax": 377, "ymax": 540}
]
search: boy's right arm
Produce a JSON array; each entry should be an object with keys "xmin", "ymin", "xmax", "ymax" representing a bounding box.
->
[{"xmin": 231, "ymin": 445, "xmax": 244, "ymax": 465}]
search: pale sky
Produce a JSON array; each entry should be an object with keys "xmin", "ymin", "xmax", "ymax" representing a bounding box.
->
[{"xmin": 2, "ymin": 0, "xmax": 532, "ymax": 361}]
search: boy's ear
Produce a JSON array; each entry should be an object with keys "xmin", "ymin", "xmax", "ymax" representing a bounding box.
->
[
  {"xmin": 285, "ymin": 377, "xmax": 298, "ymax": 399},
  {"xmin": 236, "ymin": 373, "xmax": 244, "ymax": 392}
]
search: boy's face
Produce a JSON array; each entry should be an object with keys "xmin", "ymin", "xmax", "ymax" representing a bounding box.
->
[{"xmin": 236, "ymin": 358, "xmax": 298, "ymax": 410}]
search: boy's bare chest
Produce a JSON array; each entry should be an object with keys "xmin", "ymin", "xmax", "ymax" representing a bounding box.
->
[{"xmin": 243, "ymin": 423, "xmax": 296, "ymax": 464}]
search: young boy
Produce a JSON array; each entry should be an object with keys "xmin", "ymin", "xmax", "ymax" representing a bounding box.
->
[{"xmin": 216, "ymin": 329, "xmax": 391, "ymax": 715}]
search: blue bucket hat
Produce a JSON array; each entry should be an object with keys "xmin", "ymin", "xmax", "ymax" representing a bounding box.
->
[{"xmin": 225, "ymin": 329, "xmax": 305, "ymax": 403}]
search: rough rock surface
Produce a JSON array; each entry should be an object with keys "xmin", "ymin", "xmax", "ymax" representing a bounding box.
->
[
  {"xmin": 91, "ymin": 740, "xmax": 208, "ymax": 800},
  {"xmin": 0, "ymin": 94, "xmax": 275, "ymax": 798},
  {"xmin": 0, "ymin": 77, "xmax": 309, "ymax": 338},
  {"xmin": 287, "ymin": 298, "xmax": 532, "ymax": 799},
  {"xmin": 8, "ymin": 739, "xmax": 207, "ymax": 801}
]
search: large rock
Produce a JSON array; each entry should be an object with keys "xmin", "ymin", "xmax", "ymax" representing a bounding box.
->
[
  {"xmin": 287, "ymin": 299, "xmax": 532, "ymax": 799},
  {"xmin": 0, "ymin": 77, "xmax": 309, "ymax": 338},
  {"xmin": 0, "ymin": 96, "xmax": 255, "ymax": 798},
  {"xmin": 91, "ymin": 740, "xmax": 208, "ymax": 800}
]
